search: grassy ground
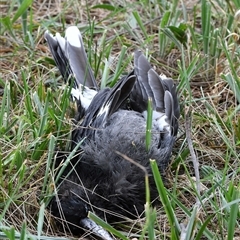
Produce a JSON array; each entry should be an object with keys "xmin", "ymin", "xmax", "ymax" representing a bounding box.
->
[{"xmin": 0, "ymin": 0, "xmax": 240, "ymax": 239}]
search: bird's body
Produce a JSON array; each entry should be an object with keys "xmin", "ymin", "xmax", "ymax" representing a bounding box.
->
[{"xmin": 45, "ymin": 26, "xmax": 179, "ymax": 238}]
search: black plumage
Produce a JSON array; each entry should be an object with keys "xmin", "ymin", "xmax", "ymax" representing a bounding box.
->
[{"xmin": 45, "ymin": 26, "xmax": 179, "ymax": 238}]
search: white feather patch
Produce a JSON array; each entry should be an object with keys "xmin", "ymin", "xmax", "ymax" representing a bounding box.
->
[
  {"xmin": 71, "ymin": 85, "xmax": 97, "ymax": 110},
  {"xmin": 65, "ymin": 26, "xmax": 82, "ymax": 48},
  {"xmin": 142, "ymin": 110, "xmax": 170, "ymax": 134},
  {"xmin": 97, "ymin": 102, "xmax": 111, "ymax": 118},
  {"xmin": 159, "ymin": 73, "xmax": 168, "ymax": 80}
]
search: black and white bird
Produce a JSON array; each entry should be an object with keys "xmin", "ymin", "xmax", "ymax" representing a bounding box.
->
[{"xmin": 45, "ymin": 26, "xmax": 179, "ymax": 239}]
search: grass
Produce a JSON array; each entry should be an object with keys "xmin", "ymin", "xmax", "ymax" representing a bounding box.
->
[{"xmin": 0, "ymin": 0, "xmax": 240, "ymax": 239}]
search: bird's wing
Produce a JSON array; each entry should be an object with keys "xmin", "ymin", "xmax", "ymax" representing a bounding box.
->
[
  {"xmin": 162, "ymin": 78, "xmax": 180, "ymax": 137},
  {"xmin": 130, "ymin": 50, "xmax": 179, "ymax": 138},
  {"xmin": 74, "ymin": 71, "xmax": 136, "ymax": 141}
]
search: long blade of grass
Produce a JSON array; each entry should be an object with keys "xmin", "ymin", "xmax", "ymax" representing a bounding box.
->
[
  {"xmin": 201, "ymin": 0, "xmax": 211, "ymax": 56},
  {"xmin": 195, "ymin": 214, "xmax": 215, "ymax": 240},
  {"xmin": 22, "ymin": 70, "xmax": 36, "ymax": 138},
  {"xmin": 150, "ymin": 159, "xmax": 180, "ymax": 238},
  {"xmin": 221, "ymin": 73, "xmax": 240, "ymax": 103},
  {"xmin": 41, "ymin": 134, "xmax": 56, "ymax": 198},
  {"xmin": 161, "ymin": 27, "xmax": 182, "ymax": 50},
  {"xmin": 37, "ymin": 203, "xmax": 45, "ymax": 239},
  {"xmin": 109, "ymin": 45, "xmax": 128, "ymax": 87},
  {"xmin": 143, "ymin": 202, "xmax": 156, "ymax": 240},
  {"xmin": 227, "ymin": 184, "xmax": 240, "ymax": 240},
  {"xmin": 159, "ymin": 11, "xmax": 171, "ymax": 56},
  {"xmin": 17, "ymin": 0, "xmax": 28, "ymax": 37},
  {"xmin": 12, "ymin": 0, "xmax": 33, "ymax": 24},
  {"xmin": 54, "ymin": 138, "xmax": 86, "ymax": 184},
  {"xmin": 37, "ymin": 90, "xmax": 51, "ymax": 137},
  {"xmin": 0, "ymin": 83, "xmax": 9, "ymax": 131},
  {"xmin": 132, "ymin": 11, "xmax": 148, "ymax": 39},
  {"xmin": 100, "ymin": 58, "xmax": 110, "ymax": 89},
  {"xmin": 139, "ymin": 174, "xmax": 155, "ymax": 240},
  {"xmin": 88, "ymin": 212, "xmax": 128, "ymax": 240},
  {"xmin": 184, "ymin": 206, "xmax": 197, "ymax": 240},
  {"xmin": 56, "ymin": 84, "xmax": 71, "ymax": 138},
  {"xmin": 146, "ymin": 98, "xmax": 153, "ymax": 151}
]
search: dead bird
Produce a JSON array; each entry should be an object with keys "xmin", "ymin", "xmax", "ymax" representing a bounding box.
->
[{"xmin": 45, "ymin": 26, "xmax": 180, "ymax": 239}]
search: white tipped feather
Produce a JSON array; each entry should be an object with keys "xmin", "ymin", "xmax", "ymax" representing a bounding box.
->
[
  {"xmin": 45, "ymin": 26, "xmax": 98, "ymax": 111},
  {"xmin": 65, "ymin": 26, "xmax": 98, "ymax": 90},
  {"xmin": 65, "ymin": 26, "xmax": 82, "ymax": 48}
]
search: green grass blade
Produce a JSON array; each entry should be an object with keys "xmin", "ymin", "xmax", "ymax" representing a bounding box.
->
[
  {"xmin": 0, "ymin": 16, "xmax": 14, "ymax": 36},
  {"xmin": 37, "ymin": 203, "xmax": 45, "ymax": 238},
  {"xmin": 161, "ymin": 27, "xmax": 182, "ymax": 50},
  {"xmin": 221, "ymin": 73, "xmax": 240, "ymax": 103},
  {"xmin": 54, "ymin": 139, "xmax": 85, "ymax": 184},
  {"xmin": 184, "ymin": 206, "xmax": 197, "ymax": 240},
  {"xmin": 195, "ymin": 214, "xmax": 215, "ymax": 240},
  {"xmin": 41, "ymin": 134, "xmax": 56, "ymax": 199},
  {"xmin": 109, "ymin": 45, "xmax": 128, "ymax": 87},
  {"xmin": 12, "ymin": 0, "xmax": 33, "ymax": 24},
  {"xmin": 0, "ymin": 83, "xmax": 9, "ymax": 131},
  {"xmin": 22, "ymin": 70, "xmax": 36, "ymax": 138},
  {"xmin": 150, "ymin": 160, "xmax": 180, "ymax": 239},
  {"xmin": 88, "ymin": 212, "xmax": 128, "ymax": 240},
  {"xmin": 227, "ymin": 184, "xmax": 240, "ymax": 240},
  {"xmin": 17, "ymin": 0, "xmax": 28, "ymax": 37},
  {"xmin": 56, "ymin": 84, "xmax": 71, "ymax": 138},
  {"xmin": 20, "ymin": 222, "xmax": 27, "ymax": 240},
  {"xmin": 144, "ymin": 203, "xmax": 156, "ymax": 240},
  {"xmin": 159, "ymin": 11, "xmax": 171, "ymax": 56},
  {"xmin": 201, "ymin": 0, "xmax": 211, "ymax": 56},
  {"xmin": 146, "ymin": 98, "xmax": 153, "ymax": 151},
  {"xmin": 100, "ymin": 58, "xmax": 110, "ymax": 89},
  {"xmin": 37, "ymin": 90, "xmax": 50, "ymax": 137},
  {"xmin": 132, "ymin": 11, "xmax": 148, "ymax": 39}
]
